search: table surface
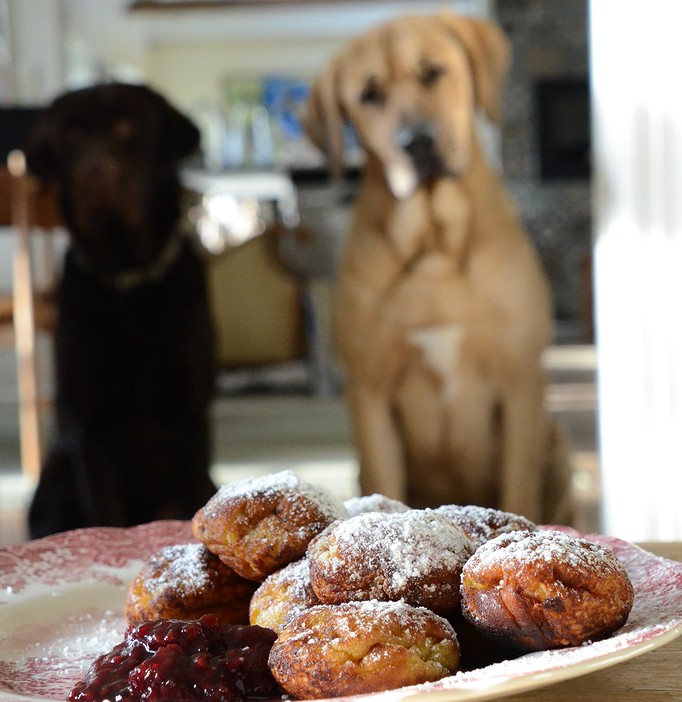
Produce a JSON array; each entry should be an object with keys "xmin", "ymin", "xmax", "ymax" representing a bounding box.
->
[{"xmin": 500, "ymin": 541, "xmax": 681, "ymax": 701}]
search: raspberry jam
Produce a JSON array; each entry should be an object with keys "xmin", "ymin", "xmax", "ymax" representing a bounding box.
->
[{"xmin": 68, "ymin": 614, "xmax": 281, "ymax": 702}]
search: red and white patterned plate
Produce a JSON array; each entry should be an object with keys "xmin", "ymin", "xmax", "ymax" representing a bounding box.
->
[{"xmin": 0, "ymin": 522, "xmax": 680, "ymax": 702}]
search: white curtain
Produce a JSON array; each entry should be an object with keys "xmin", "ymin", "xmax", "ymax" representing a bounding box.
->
[{"xmin": 591, "ymin": 0, "xmax": 682, "ymax": 540}]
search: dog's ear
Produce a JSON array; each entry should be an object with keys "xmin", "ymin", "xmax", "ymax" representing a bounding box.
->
[
  {"xmin": 23, "ymin": 107, "xmax": 58, "ymax": 182},
  {"xmin": 302, "ymin": 57, "xmax": 346, "ymax": 177},
  {"xmin": 158, "ymin": 97, "xmax": 201, "ymax": 163},
  {"xmin": 436, "ymin": 13, "xmax": 510, "ymax": 123},
  {"xmin": 167, "ymin": 110, "xmax": 201, "ymax": 163}
]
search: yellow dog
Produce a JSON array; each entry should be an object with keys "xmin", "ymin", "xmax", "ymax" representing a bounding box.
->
[{"xmin": 304, "ymin": 12, "xmax": 572, "ymax": 523}]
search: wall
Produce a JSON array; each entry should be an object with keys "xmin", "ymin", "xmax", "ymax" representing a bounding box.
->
[
  {"xmin": 5, "ymin": 0, "xmax": 490, "ymax": 105},
  {"xmin": 4, "ymin": 0, "xmax": 64, "ymax": 103},
  {"xmin": 59, "ymin": 0, "xmax": 489, "ymax": 111}
]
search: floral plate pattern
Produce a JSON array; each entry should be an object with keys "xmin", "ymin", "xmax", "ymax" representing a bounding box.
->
[{"xmin": 0, "ymin": 522, "xmax": 680, "ymax": 702}]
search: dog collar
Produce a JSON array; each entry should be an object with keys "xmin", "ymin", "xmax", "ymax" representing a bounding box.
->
[{"xmin": 71, "ymin": 231, "xmax": 186, "ymax": 292}]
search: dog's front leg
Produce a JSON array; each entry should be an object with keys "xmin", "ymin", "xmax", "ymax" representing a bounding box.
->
[
  {"xmin": 498, "ymin": 371, "xmax": 548, "ymax": 522},
  {"xmin": 346, "ymin": 382, "xmax": 408, "ymax": 501}
]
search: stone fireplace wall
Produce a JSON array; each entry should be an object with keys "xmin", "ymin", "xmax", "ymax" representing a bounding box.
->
[{"xmin": 494, "ymin": 0, "xmax": 591, "ymax": 341}]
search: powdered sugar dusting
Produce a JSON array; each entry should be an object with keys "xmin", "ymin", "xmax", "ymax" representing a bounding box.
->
[
  {"xmin": 209, "ymin": 469, "xmax": 347, "ymax": 521},
  {"xmin": 469, "ymin": 529, "xmax": 627, "ymax": 576},
  {"xmin": 317, "ymin": 510, "xmax": 472, "ymax": 582},
  {"xmin": 250, "ymin": 558, "xmax": 320, "ymax": 632},
  {"xmin": 276, "ymin": 558, "xmax": 316, "ymax": 605},
  {"xmin": 436, "ymin": 504, "xmax": 535, "ymax": 548},
  {"xmin": 308, "ymin": 510, "xmax": 473, "ymax": 613},
  {"xmin": 344, "ymin": 494, "xmax": 410, "ymax": 517},
  {"xmin": 279, "ymin": 600, "xmax": 456, "ymax": 653},
  {"xmin": 139, "ymin": 542, "xmax": 229, "ymax": 601}
]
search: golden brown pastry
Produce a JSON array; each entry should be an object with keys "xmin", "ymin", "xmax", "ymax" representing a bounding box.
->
[
  {"xmin": 249, "ymin": 558, "xmax": 319, "ymax": 634},
  {"xmin": 436, "ymin": 504, "xmax": 536, "ymax": 549},
  {"xmin": 307, "ymin": 510, "xmax": 473, "ymax": 616},
  {"xmin": 268, "ymin": 600, "xmax": 460, "ymax": 699},
  {"xmin": 460, "ymin": 529, "xmax": 635, "ymax": 651},
  {"xmin": 124, "ymin": 543, "xmax": 257, "ymax": 626},
  {"xmin": 192, "ymin": 470, "xmax": 347, "ymax": 581}
]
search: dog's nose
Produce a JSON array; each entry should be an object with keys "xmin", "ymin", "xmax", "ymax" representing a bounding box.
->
[
  {"xmin": 396, "ymin": 122, "xmax": 437, "ymax": 161},
  {"xmin": 396, "ymin": 122, "xmax": 444, "ymax": 182}
]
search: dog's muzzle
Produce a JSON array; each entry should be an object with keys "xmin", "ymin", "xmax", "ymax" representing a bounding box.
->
[{"xmin": 396, "ymin": 122, "xmax": 445, "ymax": 183}]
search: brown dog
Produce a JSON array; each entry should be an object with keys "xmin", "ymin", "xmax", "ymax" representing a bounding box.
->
[
  {"xmin": 304, "ymin": 12, "xmax": 572, "ymax": 523},
  {"xmin": 24, "ymin": 83, "xmax": 217, "ymax": 538}
]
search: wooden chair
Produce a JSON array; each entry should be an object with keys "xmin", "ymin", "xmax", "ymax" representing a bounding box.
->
[{"xmin": 0, "ymin": 150, "xmax": 62, "ymax": 480}]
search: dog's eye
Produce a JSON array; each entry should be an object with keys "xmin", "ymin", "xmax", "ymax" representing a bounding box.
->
[
  {"xmin": 112, "ymin": 119, "xmax": 137, "ymax": 142},
  {"xmin": 360, "ymin": 80, "xmax": 385, "ymax": 106},
  {"xmin": 421, "ymin": 64, "xmax": 445, "ymax": 87}
]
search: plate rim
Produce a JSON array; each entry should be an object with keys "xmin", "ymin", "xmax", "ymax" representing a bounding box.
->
[
  {"xmin": 0, "ymin": 522, "xmax": 680, "ymax": 702},
  {"xmin": 391, "ymin": 622, "xmax": 682, "ymax": 702}
]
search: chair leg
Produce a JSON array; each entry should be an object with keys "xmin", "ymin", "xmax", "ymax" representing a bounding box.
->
[
  {"xmin": 10, "ymin": 153, "xmax": 42, "ymax": 481},
  {"xmin": 13, "ymin": 234, "xmax": 42, "ymax": 481}
]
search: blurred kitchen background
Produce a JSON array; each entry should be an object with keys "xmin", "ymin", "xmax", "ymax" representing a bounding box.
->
[{"xmin": 0, "ymin": 0, "xmax": 679, "ymax": 544}]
